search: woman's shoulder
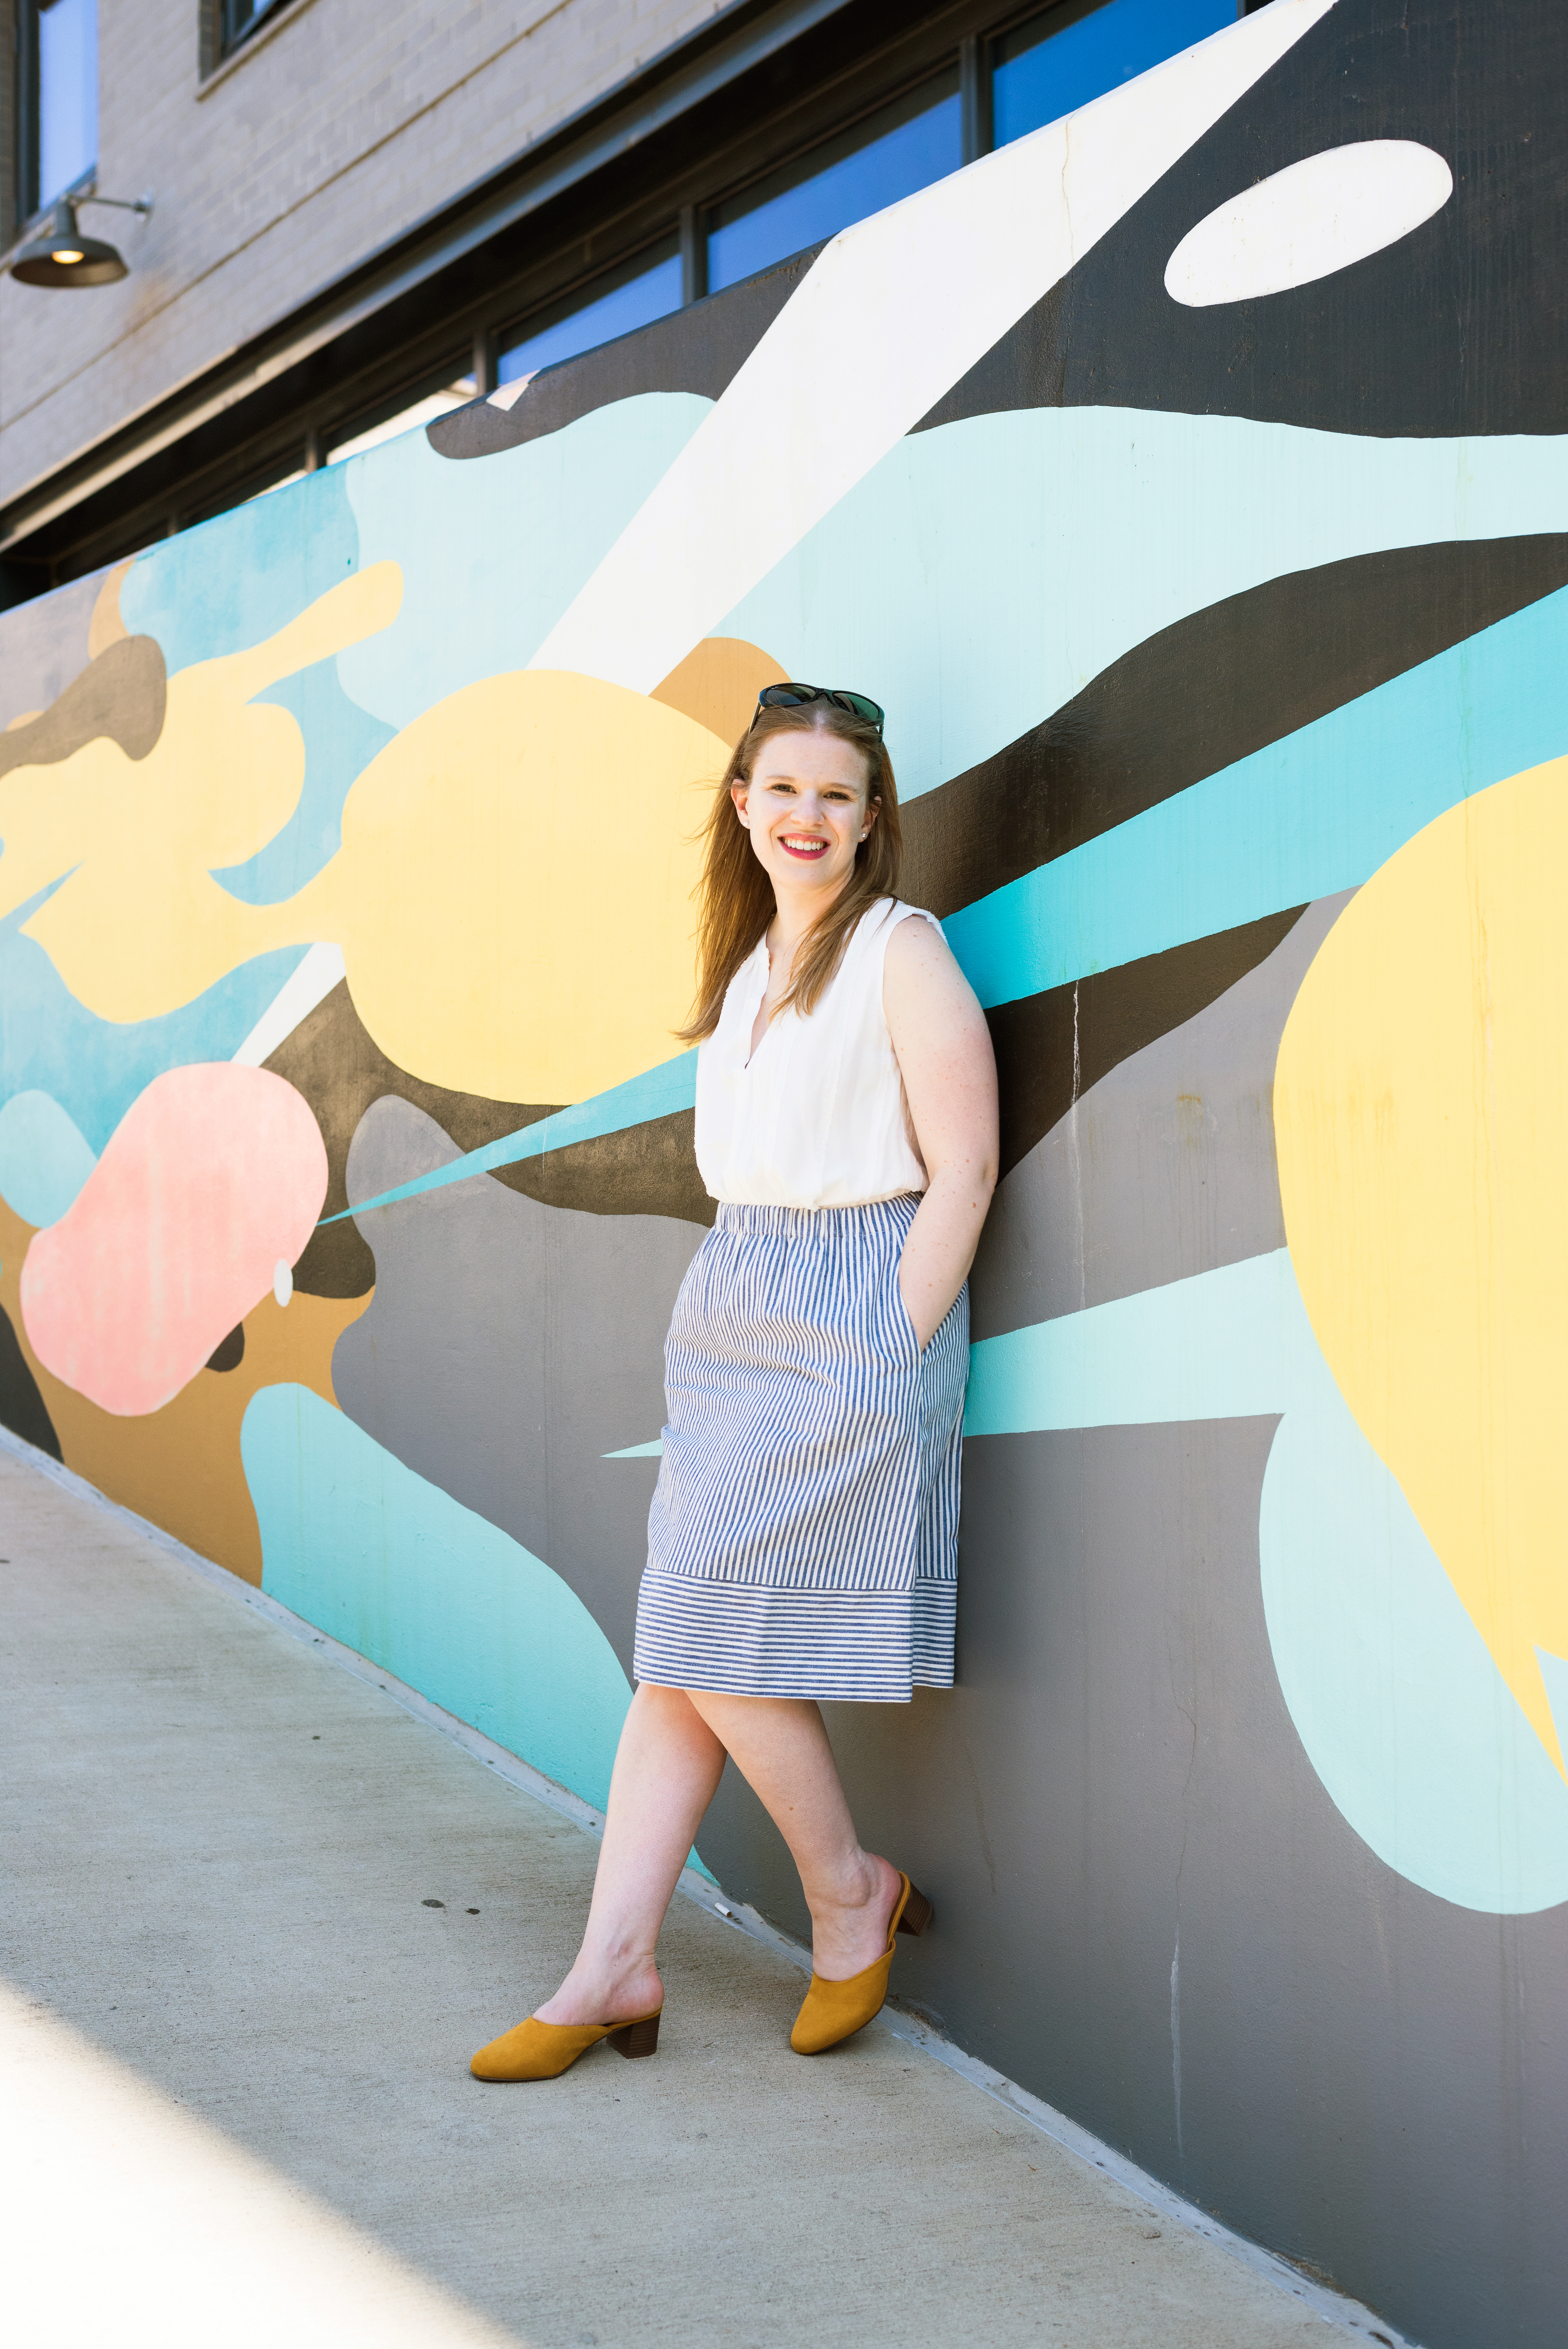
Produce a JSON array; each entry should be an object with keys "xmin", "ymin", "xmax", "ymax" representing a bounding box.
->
[
  {"xmin": 878, "ymin": 898, "xmax": 944, "ymax": 949},
  {"xmin": 863, "ymin": 895, "xmax": 941, "ymax": 937},
  {"xmin": 882, "ymin": 902, "xmax": 966, "ymax": 1003}
]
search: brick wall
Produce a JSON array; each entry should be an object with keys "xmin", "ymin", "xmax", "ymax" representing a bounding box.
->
[{"xmin": 0, "ymin": 0, "xmax": 726, "ymax": 507}]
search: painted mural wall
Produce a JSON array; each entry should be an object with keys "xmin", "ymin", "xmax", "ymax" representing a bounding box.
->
[{"xmin": 2, "ymin": 2, "xmax": 1564, "ymax": 2339}]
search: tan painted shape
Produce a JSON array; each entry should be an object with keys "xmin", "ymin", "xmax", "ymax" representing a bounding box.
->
[
  {"xmin": 5, "ymin": 712, "xmax": 43, "ymax": 733},
  {"xmin": 87, "ymin": 560, "xmax": 135, "ymax": 660},
  {"xmin": 652, "ymin": 636, "xmax": 788, "ymax": 753},
  {"xmin": 0, "ymin": 636, "xmax": 167, "ymax": 779},
  {"xmin": 1274, "ymin": 753, "xmax": 1568, "ymax": 1776},
  {"xmin": 0, "ymin": 1196, "xmax": 368, "ymax": 1586}
]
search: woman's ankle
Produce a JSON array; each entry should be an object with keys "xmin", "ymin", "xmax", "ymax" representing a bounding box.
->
[{"xmin": 535, "ymin": 1955, "xmax": 662, "ymax": 2027}]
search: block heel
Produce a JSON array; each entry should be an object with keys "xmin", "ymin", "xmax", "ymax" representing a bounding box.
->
[
  {"xmin": 609, "ymin": 2013, "xmax": 661, "ymax": 2058},
  {"xmin": 896, "ymin": 1881, "xmax": 934, "ymax": 1937}
]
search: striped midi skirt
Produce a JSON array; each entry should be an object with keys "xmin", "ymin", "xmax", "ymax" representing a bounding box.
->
[{"xmin": 633, "ymin": 1196, "xmax": 968, "ymax": 1703}]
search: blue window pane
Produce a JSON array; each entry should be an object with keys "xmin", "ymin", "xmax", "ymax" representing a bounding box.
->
[
  {"xmin": 708, "ymin": 75, "xmax": 961, "ymax": 296},
  {"xmin": 994, "ymin": 0, "xmax": 1237, "ymax": 148},
  {"xmin": 38, "ymin": 0, "xmax": 97, "ymax": 207},
  {"xmin": 498, "ymin": 249, "xmax": 682, "ymax": 387}
]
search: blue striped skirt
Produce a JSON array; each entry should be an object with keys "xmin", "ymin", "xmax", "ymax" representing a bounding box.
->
[{"xmin": 634, "ymin": 1196, "xmax": 968, "ymax": 1703}]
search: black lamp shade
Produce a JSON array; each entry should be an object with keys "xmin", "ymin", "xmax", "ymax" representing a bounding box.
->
[{"xmin": 11, "ymin": 198, "xmax": 128, "ymax": 288}]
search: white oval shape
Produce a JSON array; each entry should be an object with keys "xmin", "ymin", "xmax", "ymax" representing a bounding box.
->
[
  {"xmin": 1164, "ymin": 141, "xmax": 1453, "ymax": 308},
  {"xmin": 273, "ymin": 1257, "xmax": 294, "ymax": 1308}
]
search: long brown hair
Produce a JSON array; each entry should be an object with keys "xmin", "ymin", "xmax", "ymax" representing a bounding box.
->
[{"xmin": 677, "ymin": 700, "xmax": 903, "ymax": 1044}]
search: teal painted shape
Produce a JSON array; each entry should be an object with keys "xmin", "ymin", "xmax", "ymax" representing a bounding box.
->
[
  {"xmin": 963, "ymin": 1249, "xmax": 1311, "ymax": 1436},
  {"xmin": 604, "ymin": 1439, "xmax": 664, "ymax": 1458},
  {"xmin": 0, "ymin": 889, "xmax": 311, "ymax": 1156},
  {"xmin": 326, "ymin": 1049, "xmax": 697, "ymax": 1224},
  {"xmin": 340, "ymin": 393, "xmax": 713, "ymax": 731},
  {"xmin": 946, "ymin": 578, "xmax": 1568, "ymax": 1009},
  {"xmin": 0, "ymin": 1091, "xmax": 96, "ymax": 1227},
  {"xmin": 967, "ymin": 1249, "xmax": 1568, "ymax": 1913},
  {"xmin": 121, "ymin": 469, "xmax": 394, "ymax": 905},
  {"xmin": 1260, "ymin": 1376, "xmax": 1568, "ymax": 1916},
  {"xmin": 120, "ymin": 464, "xmax": 361, "ymax": 674},
  {"xmin": 242, "ymin": 1383, "xmax": 634, "ymax": 1814},
  {"xmin": 216, "ymin": 656, "xmax": 395, "ymax": 904},
  {"xmin": 719, "ymin": 407, "xmax": 1568, "ymax": 803}
]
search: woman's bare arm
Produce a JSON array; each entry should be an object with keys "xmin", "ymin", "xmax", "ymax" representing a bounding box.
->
[{"xmin": 882, "ymin": 914, "xmax": 999, "ymax": 1350}]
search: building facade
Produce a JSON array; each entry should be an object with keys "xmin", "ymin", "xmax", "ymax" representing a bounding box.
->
[{"xmin": 2, "ymin": 0, "xmax": 1247, "ymax": 598}]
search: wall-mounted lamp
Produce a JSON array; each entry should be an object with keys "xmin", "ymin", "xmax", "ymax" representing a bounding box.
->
[{"xmin": 10, "ymin": 192, "xmax": 154, "ymax": 289}]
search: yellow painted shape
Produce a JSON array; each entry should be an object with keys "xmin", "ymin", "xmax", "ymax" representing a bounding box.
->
[
  {"xmin": 1274, "ymin": 754, "xmax": 1568, "ymax": 1776},
  {"xmin": 5, "ymin": 566, "xmax": 720, "ymax": 1102},
  {"xmin": 0, "ymin": 565, "xmax": 401, "ymax": 1023},
  {"xmin": 290, "ymin": 670, "xmax": 722, "ymax": 1104}
]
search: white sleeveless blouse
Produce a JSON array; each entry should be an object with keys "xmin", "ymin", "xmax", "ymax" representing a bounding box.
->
[{"xmin": 695, "ymin": 898, "xmax": 939, "ymax": 1209}]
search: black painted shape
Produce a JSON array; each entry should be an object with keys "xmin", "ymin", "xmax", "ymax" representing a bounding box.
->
[
  {"xmin": 205, "ymin": 1324, "xmax": 245, "ymax": 1373},
  {"xmin": 265, "ymin": 982, "xmax": 560, "ymax": 1298},
  {"xmin": 490, "ymin": 1105, "xmax": 715, "ymax": 1228},
  {"xmin": 269, "ymin": 979, "xmax": 714, "ymax": 1285},
  {"xmin": 917, "ymin": 0, "xmax": 1568, "ymax": 444},
  {"xmin": 0, "ymin": 1304, "xmax": 61, "ymax": 1460},
  {"xmin": 988, "ymin": 908, "xmax": 1305, "ymax": 1178},
  {"xmin": 427, "ymin": 248, "xmax": 823, "ymax": 461},
  {"xmin": 900, "ymin": 536, "xmax": 1568, "ymax": 921}
]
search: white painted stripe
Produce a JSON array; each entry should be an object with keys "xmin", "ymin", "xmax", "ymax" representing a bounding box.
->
[
  {"xmin": 230, "ymin": 944, "xmax": 347, "ymax": 1067},
  {"xmin": 528, "ymin": 0, "xmax": 1337, "ymax": 693}
]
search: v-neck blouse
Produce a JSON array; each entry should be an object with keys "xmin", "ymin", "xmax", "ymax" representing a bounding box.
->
[{"xmin": 694, "ymin": 897, "xmax": 939, "ymax": 1209}]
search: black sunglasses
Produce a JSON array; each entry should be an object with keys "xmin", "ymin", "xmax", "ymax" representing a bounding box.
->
[{"xmin": 754, "ymin": 681, "xmax": 885, "ymax": 737}]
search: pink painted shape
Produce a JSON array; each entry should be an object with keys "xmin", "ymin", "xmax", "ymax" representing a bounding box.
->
[{"xmin": 20, "ymin": 1064, "xmax": 328, "ymax": 1417}]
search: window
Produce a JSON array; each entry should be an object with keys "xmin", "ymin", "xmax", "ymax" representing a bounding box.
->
[
  {"xmin": 993, "ymin": 0, "xmax": 1239, "ymax": 147},
  {"xmin": 220, "ymin": 0, "xmax": 288, "ymax": 58},
  {"xmin": 12, "ymin": 0, "xmax": 97, "ymax": 225},
  {"xmin": 706, "ymin": 70, "xmax": 961, "ymax": 295},
  {"xmin": 497, "ymin": 240, "xmax": 683, "ymax": 388}
]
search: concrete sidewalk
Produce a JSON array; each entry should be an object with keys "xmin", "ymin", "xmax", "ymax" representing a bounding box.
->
[{"xmin": 1, "ymin": 1438, "xmax": 1380, "ymax": 2349}]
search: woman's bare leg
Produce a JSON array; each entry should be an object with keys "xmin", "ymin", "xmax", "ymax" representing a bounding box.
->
[
  {"xmin": 686, "ymin": 1691, "xmax": 902, "ymax": 1981},
  {"xmin": 535, "ymin": 1683, "xmax": 725, "ymax": 2026}
]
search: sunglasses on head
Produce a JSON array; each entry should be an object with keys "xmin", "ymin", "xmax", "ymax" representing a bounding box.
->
[{"xmin": 754, "ymin": 682, "xmax": 885, "ymax": 737}]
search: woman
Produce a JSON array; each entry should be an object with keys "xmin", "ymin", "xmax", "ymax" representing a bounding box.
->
[{"xmin": 472, "ymin": 683, "xmax": 998, "ymax": 2080}]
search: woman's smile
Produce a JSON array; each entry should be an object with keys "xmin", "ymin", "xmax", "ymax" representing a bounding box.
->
[{"xmin": 734, "ymin": 729, "xmax": 875, "ymax": 900}]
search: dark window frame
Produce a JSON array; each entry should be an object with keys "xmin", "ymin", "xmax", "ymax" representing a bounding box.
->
[{"xmin": 217, "ymin": 0, "xmax": 289, "ymax": 63}]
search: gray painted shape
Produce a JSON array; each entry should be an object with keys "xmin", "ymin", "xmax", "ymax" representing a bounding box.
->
[
  {"xmin": 0, "ymin": 572, "xmax": 101, "ymax": 731},
  {"xmin": 332, "ymin": 1095, "xmax": 705, "ymax": 1673},
  {"xmin": 695, "ymin": 1415, "xmax": 1568, "ymax": 2349},
  {"xmin": 970, "ymin": 895, "xmax": 1354, "ymax": 1342}
]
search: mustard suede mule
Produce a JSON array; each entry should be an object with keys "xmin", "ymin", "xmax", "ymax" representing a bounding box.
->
[
  {"xmin": 470, "ymin": 2008, "xmax": 662, "ymax": 2081},
  {"xmin": 789, "ymin": 1873, "xmax": 933, "ymax": 2055}
]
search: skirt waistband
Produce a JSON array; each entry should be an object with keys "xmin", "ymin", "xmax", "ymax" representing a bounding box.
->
[{"xmin": 713, "ymin": 1194, "xmax": 921, "ymax": 1240}]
